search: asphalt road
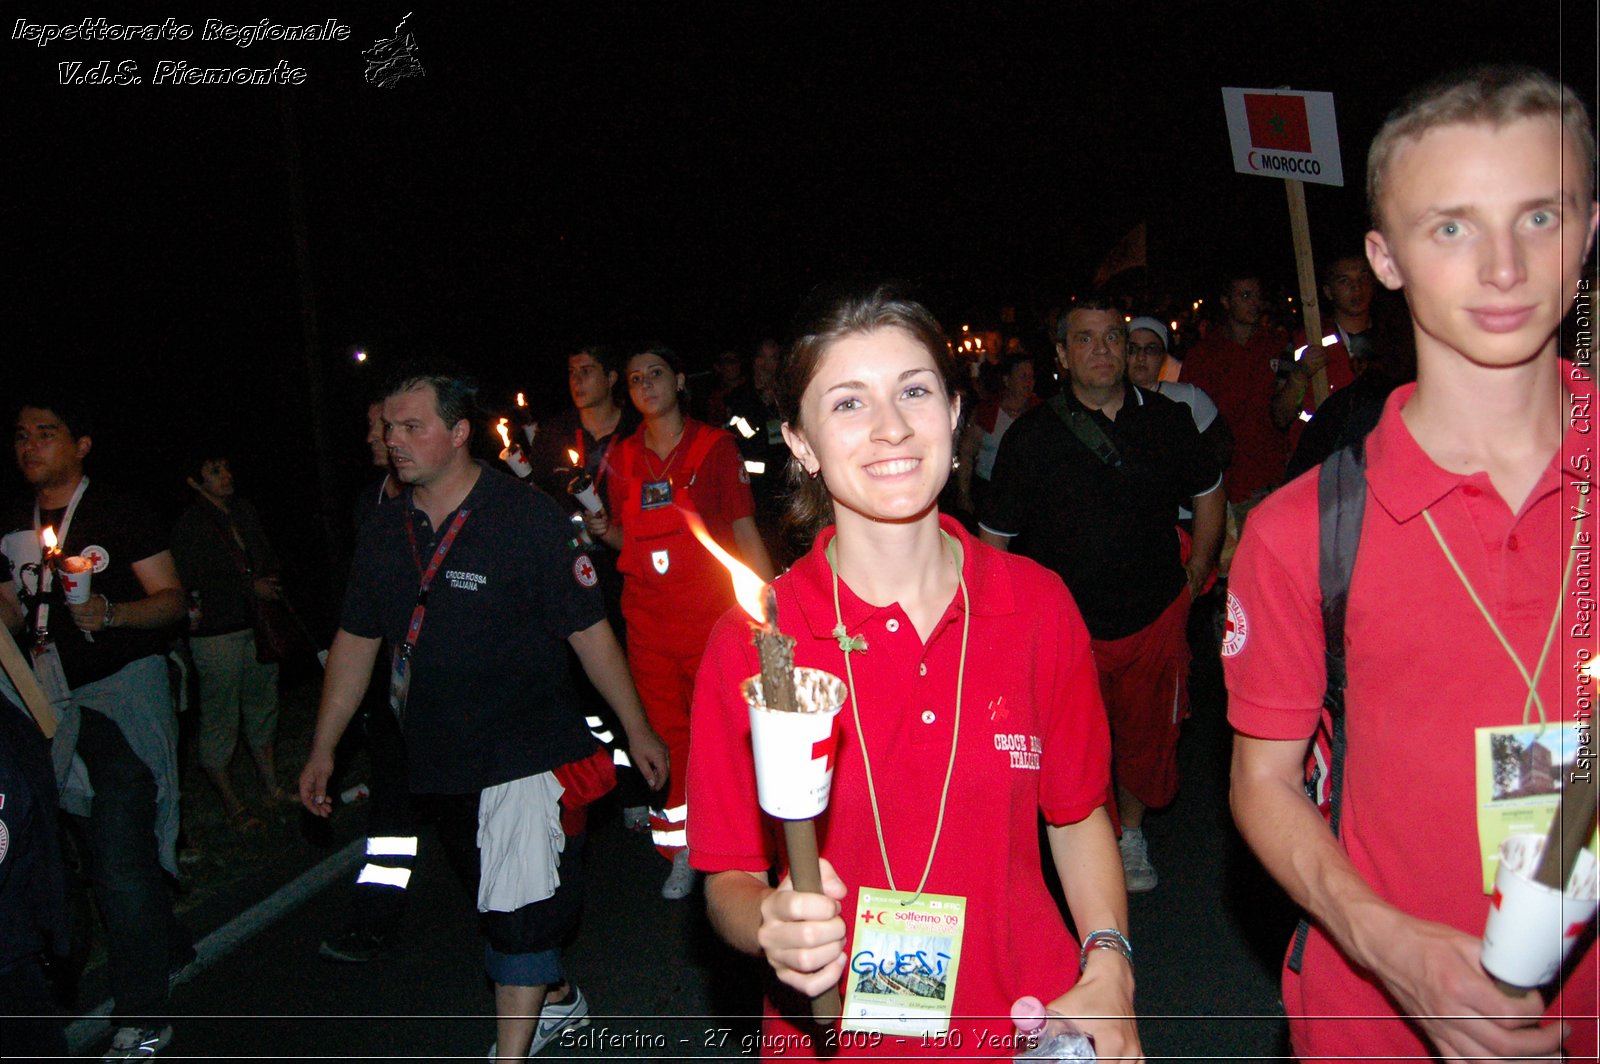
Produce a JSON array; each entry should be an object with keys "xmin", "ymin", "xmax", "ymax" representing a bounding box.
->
[{"xmin": 68, "ymin": 614, "xmax": 1299, "ymax": 1062}]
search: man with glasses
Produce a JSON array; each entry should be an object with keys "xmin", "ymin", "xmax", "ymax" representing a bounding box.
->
[{"xmin": 981, "ymin": 299, "xmax": 1223, "ymax": 892}]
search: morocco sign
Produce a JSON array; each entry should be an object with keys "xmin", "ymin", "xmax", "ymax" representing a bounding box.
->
[{"xmin": 1221, "ymin": 88, "xmax": 1343, "ymax": 187}]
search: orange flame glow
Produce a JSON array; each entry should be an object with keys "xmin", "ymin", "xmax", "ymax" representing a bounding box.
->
[
  {"xmin": 683, "ymin": 510, "xmax": 768, "ymax": 624},
  {"xmin": 41, "ymin": 526, "xmax": 59, "ymax": 553},
  {"xmin": 495, "ymin": 418, "xmax": 512, "ymax": 451},
  {"xmin": 516, "ymin": 392, "xmax": 527, "ymax": 408},
  {"xmin": 567, "ymin": 449, "xmax": 581, "ymax": 466}
]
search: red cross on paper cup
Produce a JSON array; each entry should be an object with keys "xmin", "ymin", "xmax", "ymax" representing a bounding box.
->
[
  {"xmin": 1481, "ymin": 834, "xmax": 1599, "ymax": 989},
  {"xmin": 743, "ymin": 668, "xmax": 847, "ymax": 820}
]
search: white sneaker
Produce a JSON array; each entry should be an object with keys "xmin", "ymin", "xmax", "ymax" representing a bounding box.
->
[
  {"xmin": 1119, "ymin": 829, "xmax": 1158, "ymax": 893},
  {"xmin": 661, "ymin": 849, "xmax": 696, "ymax": 900},
  {"xmin": 485, "ymin": 985, "xmax": 590, "ymax": 1059},
  {"xmin": 103, "ymin": 1026, "xmax": 173, "ymax": 1060}
]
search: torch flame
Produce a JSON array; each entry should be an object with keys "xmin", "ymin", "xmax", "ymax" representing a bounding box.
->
[
  {"xmin": 41, "ymin": 526, "xmax": 58, "ymax": 553},
  {"xmin": 495, "ymin": 418, "xmax": 512, "ymax": 450},
  {"xmin": 683, "ymin": 509, "xmax": 768, "ymax": 624},
  {"xmin": 1585, "ymin": 658, "xmax": 1600, "ymax": 683},
  {"xmin": 516, "ymin": 392, "xmax": 527, "ymax": 408},
  {"xmin": 567, "ymin": 448, "xmax": 581, "ymax": 466}
]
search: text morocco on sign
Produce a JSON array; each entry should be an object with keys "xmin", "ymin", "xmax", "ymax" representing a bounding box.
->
[{"xmin": 1220, "ymin": 88, "xmax": 1344, "ymax": 188}]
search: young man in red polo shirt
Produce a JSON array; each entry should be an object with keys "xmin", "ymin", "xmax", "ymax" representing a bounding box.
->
[{"xmin": 1227, "ymin": 65, "xmax": 1598, "ymax": 1062}]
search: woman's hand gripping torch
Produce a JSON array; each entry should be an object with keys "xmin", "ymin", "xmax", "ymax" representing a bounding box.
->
[{"xmin": 687, "ymin": 511, "xmax": 848, "ymax": 1026}]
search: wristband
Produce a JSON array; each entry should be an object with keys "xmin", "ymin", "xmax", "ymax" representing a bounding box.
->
[
  {"xmin": 1079, "ymin": 928, "xmax": 1133, "ymax": 973},
  {"xmin": 102, "ymin": 599, "xmax": 117, "ymax": 629}
]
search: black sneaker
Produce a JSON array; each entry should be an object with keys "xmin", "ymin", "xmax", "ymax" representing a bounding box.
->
[{"xmin": 318, "ymin": 928, "xmax": 389, "ymax": 963}]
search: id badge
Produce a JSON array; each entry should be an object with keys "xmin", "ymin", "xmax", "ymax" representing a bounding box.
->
[
  {"xmin": 1473, "ymin": 723, "xmax": 1600, "ymax": 892},
  {"xmin": 640, "ymin": 479, "xmax": 673, "ymax": 510},
  {"xmin": 840, "ymin": 887, "xmax": 967, "ymax": 1037},
  {"xmin": 389, "ymin": 644, "xmax": 412, "ymax": 720}
]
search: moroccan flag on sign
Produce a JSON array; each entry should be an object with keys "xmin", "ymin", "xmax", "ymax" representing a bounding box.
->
[{"xmin": 1244, "ymin": 93, "xmax": 1313, "ymax": 153}]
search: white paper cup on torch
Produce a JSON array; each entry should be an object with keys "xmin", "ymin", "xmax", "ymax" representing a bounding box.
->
[
  {"xmin": 743, "ymin": 668, "xmax": 847, "ymax": 819},
  {"xmin": 1481, "ymin": 833, "xmax": 1599, "ymax": 988},
  {"xmin": 59, "ymin": 556, "xmax": 93, "ymax": 604},
  {"xmin": 499, "ymin": 446, "xmax": 532, "ymax": 477},
  {"xmin": 568, "ymin": 473, "xmax": 604, "ymax": 515}
]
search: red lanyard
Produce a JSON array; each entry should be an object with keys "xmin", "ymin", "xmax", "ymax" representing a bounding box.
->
[{"xmin": 400, "ymin": 506, "xmax": 471, "ymax": 655}]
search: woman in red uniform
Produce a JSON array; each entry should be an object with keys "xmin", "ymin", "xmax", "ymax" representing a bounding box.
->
[
  {"xmin": 585, "ymin": 344, "xmax": 774, "ymax": 899},
  {"xmin": 687, "ymin": 289, "xmax": 1142, "ymax": 1060}
]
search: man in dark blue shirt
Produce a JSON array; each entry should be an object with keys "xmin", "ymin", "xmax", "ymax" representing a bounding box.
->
[{"xmin": 298, "ymin": 366, "xmax": 666, "ymax": 1061}]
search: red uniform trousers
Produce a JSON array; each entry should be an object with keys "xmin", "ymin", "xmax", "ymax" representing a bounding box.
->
[
  {"xmin": 627, "ymin": 635, "xmax": 708, "ymax": 859},
  {"xmin": 1090, "ymin": 587, "xmax": 1190, "ymax": 810}
]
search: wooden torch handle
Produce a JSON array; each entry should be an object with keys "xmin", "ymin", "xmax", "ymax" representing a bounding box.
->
[
  {"xmin": 0, "ymin": 622, "xmax": 55, "ymax": 738},
  {"xmin": 783, "ymin": 818, "xmax": 842, "ymax": 1026}
]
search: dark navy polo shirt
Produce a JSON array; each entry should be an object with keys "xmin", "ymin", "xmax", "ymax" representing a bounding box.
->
[
  {"xmin": 341, "ymin": 463, "xmax": 604, "ymax": 794},
  {"xmin": 979, "ymin": 384, "xmax": 1221, "ymax": 640}
]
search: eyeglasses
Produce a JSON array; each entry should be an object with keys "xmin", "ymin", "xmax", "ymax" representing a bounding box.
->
[{"xmin": 1126, "ymin": 343, "xmax": 1166, "ymax": 357}]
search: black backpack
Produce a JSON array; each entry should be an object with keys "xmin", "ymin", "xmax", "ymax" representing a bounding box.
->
[{"xmin": 1286, "ymin": 438, "xmax": 1367, "ymax": 973}]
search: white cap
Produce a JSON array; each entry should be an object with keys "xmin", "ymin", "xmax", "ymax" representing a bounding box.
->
[{"xmin": 1126, "ymin": 316, "xmax": 1169, "ymax": 350}]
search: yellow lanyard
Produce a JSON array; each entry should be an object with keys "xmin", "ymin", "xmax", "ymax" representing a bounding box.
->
[
  {"xmin": 830, "ymin": 531, "xmax": 969, "ymax": 904},
  {"xmin": 1420, "ymin": 506, "xmax": 1584, "ymax": 730}
]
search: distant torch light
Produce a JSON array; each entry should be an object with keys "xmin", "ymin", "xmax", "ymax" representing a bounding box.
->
[
  {"xmin": 730, "ymin": 415, "xmax": 757, "ymax": 439},
  {"xmin": 354, "ymin": 350, "xmax": 368, "ymax": 363},
  {"xmin": 744, "ymin": 460, "xmax": 766, "ymax": 475},
  {"xmin": 1299, "ymin": 411, "xmax": 1314, "ymax": 423}
]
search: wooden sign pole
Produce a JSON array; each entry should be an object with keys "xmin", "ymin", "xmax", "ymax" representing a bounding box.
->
[
  {"xmin": 1285, "ymin": 178, "xmax": 1331, "ymax": 406},
  {"xmin": 0, "ymin": 623, "xmax": 56, "ymax": 738}
]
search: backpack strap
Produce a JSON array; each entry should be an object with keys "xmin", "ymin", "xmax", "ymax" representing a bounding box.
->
[
  {"xmin": 1287, "ymin": 439, "xmax": 1367, "ymax": 973},
  {"xmin": 1048, "ymin": 392, "xmax": 1122, "ymax": 468}
]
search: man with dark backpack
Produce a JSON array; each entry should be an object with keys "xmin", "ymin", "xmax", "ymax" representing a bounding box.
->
[
  {"xmin": 1227, "ymin": 66, "xmax": 1598, "ymax": 1061},
  {"xmin": 981, "ymin": 298, "xmax": 1224, "ymax": 892}
]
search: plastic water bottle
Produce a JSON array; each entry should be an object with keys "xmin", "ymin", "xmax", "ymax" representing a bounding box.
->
[{"xmin": 1014, "ymin": 1020, "xmax": 1095, "ymax": 1060}]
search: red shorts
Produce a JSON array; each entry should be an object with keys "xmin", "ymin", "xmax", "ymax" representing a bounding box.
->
[{"xmin": 1090, "ymin": 588, "xmax": 1191, "ymax": 809}]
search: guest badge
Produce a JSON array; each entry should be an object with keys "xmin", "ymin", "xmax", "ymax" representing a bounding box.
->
[
  {"xmin": 1474, "ymin": 722, "xmax": 1599, "ymax": 893},
  {"xmin": 840, "ymin": 887, "xmax": 966, "ymax": 1037}
]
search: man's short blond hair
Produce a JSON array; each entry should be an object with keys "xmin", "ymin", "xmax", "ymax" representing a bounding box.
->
[{"xmin": 1367, "ymin": 65, "xmax": 1595, "ymax": 231}]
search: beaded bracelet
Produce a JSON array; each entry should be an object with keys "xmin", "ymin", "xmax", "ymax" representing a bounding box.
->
[{"xmin": 1079, "ymin": 928, "xmax": 1134, "ymax": 973}]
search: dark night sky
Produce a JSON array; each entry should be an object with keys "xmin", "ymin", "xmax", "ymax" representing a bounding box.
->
[{"xmin": 2, "ymin": 0, "xmax": 1595, "ymax": 603}]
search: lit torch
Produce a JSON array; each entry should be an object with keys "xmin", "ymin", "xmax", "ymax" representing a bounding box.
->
[
  {"xmin": 515, "ymin": 392, "xmax": 538, "ymax": 446},
  {"xmin": 566, "ymin": 448, "xmax": 604, "ymax": 514},
  {"xmin": 685, "ymin": 511, "xmax": 846, "ymax": 1026},
  {"xmin": 42, "ymin": 527, "xmax": 95, "ymax": 639},
  {"xmin": 496, "ymin": 418, "xmax": 533, "ymax": 478}
]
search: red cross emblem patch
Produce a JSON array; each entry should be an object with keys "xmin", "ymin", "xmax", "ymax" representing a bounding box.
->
[
  {"xmin": 1221, "ymin": 591, "xmax": 1248, "ymax": 657},
  {"xmin": 573, "ymin": 554, "xmax": 598, "ymax": 588}
]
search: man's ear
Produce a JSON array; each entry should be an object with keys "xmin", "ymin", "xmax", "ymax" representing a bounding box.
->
[
  {"xmin": 1366, "ymin": 229, "xmax": 1404, "ymax": 291},
  {"xmin": 75, "ymin": 436, "xmax": 92, "ymax": 462},
  {"xmin": 1054, "ymin": 341, "xmax": 1070, "ymax": 372},
  {"xmin": 450, "ymin": 419, "xmax": 471, "ymax": 447},
  {"xmin": 780, "ymin": 422, "xmax": 818, "ymax": 476}
]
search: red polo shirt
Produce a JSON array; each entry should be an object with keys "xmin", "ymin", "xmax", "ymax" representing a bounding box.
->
[
  {"xmin": 688, "ymin": 516, "xmax": 1112, "ymax": 1059},
  {"xmin": 1183, "ymin": 327, "xmax": 1289, "ymax": 502},
  {"xmin": 1225, "ymin": 374, "xmax": 1597, "ymax": 1061}
]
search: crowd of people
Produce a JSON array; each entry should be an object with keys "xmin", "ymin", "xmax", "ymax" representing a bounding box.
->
[{"xmin": 1, "ymin": 63, "xmax": 1595, "ymax": 1063}]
